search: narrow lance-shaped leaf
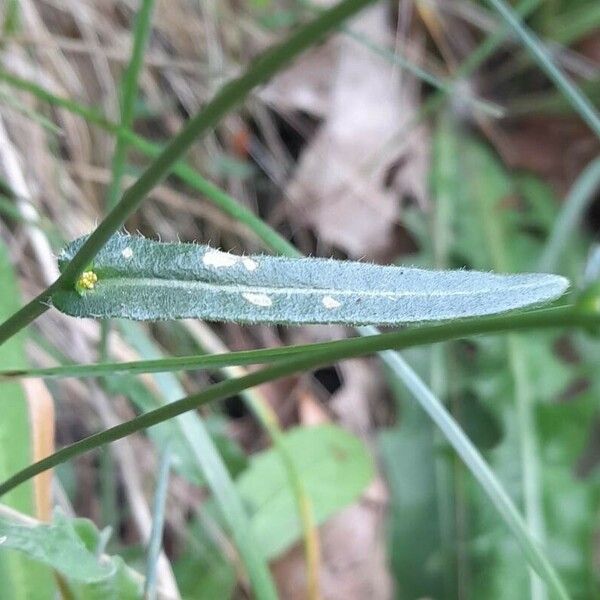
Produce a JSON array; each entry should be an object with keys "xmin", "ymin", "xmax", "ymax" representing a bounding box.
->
[{"xmin": 52, "ymin": 234, "xmax": 569, "ymax": 325}]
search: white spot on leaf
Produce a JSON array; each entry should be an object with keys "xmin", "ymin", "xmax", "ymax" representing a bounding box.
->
[
  {"xmin": 242, "ymin": 257, "xmax": 258, "ymax": 271},
  {"xmin": 242, "ymin": 292, "xmax": 273, "ymax": 307},
  {"xmin": 122, "ymin": 247, "xmax": 133, "ymax": 259},
  {"xmin": 0, "ymin": 536, "xmax": 6, "ymax": 545},
  {"xmin": 203, "ymin": 249, "xmax": 239, "ymax": 268},
  {"xmin": 322, "ymin": 295, "xmax": 342, "ymax": 309}
]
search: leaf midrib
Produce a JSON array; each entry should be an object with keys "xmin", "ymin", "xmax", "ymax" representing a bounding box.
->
[{"xmin": 85, "ymin": 276, "xmax": 564, "ymax": 299}]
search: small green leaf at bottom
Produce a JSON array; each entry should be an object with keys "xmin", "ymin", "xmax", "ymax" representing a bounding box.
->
[{"xmin": 0, "ymin": 511, "xmax": 142, "ymax": 599}]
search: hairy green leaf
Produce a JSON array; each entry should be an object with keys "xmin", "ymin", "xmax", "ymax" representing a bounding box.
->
[{"xmin": 53, "ymin": 234, "xmax": 569, "ymax": 325}]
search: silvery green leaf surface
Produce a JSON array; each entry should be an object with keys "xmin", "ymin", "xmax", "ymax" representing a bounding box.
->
[{"xmin": 52, "ymin": 234, "xmax": 569, "ymax": 324}]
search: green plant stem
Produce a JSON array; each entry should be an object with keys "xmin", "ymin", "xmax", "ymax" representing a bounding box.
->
[
  {"xmin": 4, "ymin": 310, "xmax": 594, "ymax": 484},
  {"xmin": 0, "ymin": 351, "xmax": 354, "ymax": 495},
  {"xmin": 1, "ymin": 304, "xmax": 594, "ymax": 379},
  {"xmin": 0, "ymin": 285, "xmax": 61, "ymax": 344},
  {"xmin": 486, "ymin": 0, "xmax": 600, "ymax": 138},
  {"xmin": 0, "ymin": 0, "xmax": 376, "ymax": 347},
  {"xmin": 539, "ymin": 157, "xmax": 600, "ymax": 273},
  {"xmin": 0, "ymin": 70, "xmax": 118, "ymax": 134},
  {"xmin": 263, "ymin": 420, "xmax": 320, "ymax": 600},
  {"xmin": 0, "ymin": 304, "xmax": 595, "ymax": 381}
]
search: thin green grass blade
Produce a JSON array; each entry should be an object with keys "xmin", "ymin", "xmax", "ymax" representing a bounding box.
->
[
  {"xmin": 545, "ymin": 2, "xmax": 600, "ymax": 46},
  {"xmin": 52, "ymin": 234, "xmax": 568, "ymax": 324},
  {"xmin": 106, "ymin": 0, "xmax": 155, "ymax": 211},
  {"xmin": 2, "ymin": 304, "xmax": 600, "ymax": 382},
  {"xmin": 430, "ymin": 0, "xmax": 543, "ymax": 121},
  {"xmin": 486, "ymin": 0, "xmax": 600, "ymax": 138},
  {"xmin": 455, "ymin": 0, "xmax": 542, "ymax": 80},
  {"xmin": 0, "ymin": 90, "xmax": 61, "ymax": 134}
]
